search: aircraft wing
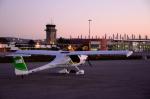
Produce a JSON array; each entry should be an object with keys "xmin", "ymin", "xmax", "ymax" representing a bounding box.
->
[
  {"xmin": 67, "ymin": 50, "xmax": 133, "ymax": 57},
  {"xmin": 12, "ymin": 50, "xmax": 133, "ymax": 57},
  {"xmin": 13, "ymin": 50, "xmax": 61, "ymax": 56}
]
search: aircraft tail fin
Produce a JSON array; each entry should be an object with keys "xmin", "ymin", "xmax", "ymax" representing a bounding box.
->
[{"xmin": 12, "ymin": 56, "xmax": 28, "ymax": 75}]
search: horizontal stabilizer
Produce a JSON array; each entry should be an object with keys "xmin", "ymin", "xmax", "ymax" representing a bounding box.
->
[{"xmin": 12, "ymin": 50, "xmax": 133, "ymax": 57}]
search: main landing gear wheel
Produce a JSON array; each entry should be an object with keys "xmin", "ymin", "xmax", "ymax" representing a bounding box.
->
[
  {"xmin": 58, "ymin": 69, "xmax": 69, "ymax": 74},
  {"xmin": 69, "ymin": 69, "xmax": 85, "ymax": 75},
  {"xmin": 76, "ymin": 70, "xmax": 84, "ymax": 75}
]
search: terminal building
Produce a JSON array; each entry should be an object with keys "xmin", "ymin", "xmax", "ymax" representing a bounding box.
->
[
  {"xmin": 59, "ymin": 37, "xmax": 150, "ymax": 52},
  {"xmin": 110, "ymin": 39, "xmax": 150, "ymax": 52}
]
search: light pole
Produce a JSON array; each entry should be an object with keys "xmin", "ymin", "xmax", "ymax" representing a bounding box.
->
[
  {"xmin": 88, "ymin": 19, "xmax": 92, "ymax": 39},
  {"xmin": 88, "ymin": 19, "xmax": 92, "ymax": 50}
]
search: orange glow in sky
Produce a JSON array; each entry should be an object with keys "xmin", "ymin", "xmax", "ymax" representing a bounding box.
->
[{"xmin": 0, "ymin": 0, "xmax": 150, "ymax": 39}]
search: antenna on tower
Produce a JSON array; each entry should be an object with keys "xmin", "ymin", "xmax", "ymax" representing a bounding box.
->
[{"xmin": 50, "ymin": 17, "xmax": 54, "ymax": 25}]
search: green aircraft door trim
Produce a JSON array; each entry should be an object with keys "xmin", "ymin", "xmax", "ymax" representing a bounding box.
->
[{"xmin": 13, "ymin": 56, "xmax": 28, "ymax": 71}]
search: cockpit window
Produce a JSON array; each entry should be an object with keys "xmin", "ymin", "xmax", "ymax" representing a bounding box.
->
[{"xmin": 69, "ymin": 55, "xmax": 80, "ymax": 63}]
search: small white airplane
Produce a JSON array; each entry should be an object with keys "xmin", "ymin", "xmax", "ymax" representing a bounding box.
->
[{"xmin": 8, "ymin": 50, "xmax": 133, "ymax": 76}]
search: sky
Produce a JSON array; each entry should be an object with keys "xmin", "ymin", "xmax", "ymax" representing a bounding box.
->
[{"xmin": 0, "ymin": 0, "xmax": 150, "ymax": 39}]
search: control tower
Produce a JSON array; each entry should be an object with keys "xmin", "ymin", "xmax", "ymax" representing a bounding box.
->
[{"xmin": 45, "ymin": 24, "xmax": 57, "ymax": 44}]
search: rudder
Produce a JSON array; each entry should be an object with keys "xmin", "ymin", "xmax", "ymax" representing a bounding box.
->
[{"xmin": 13, "ymin": 56, "xmax": 28, "ymax": 75}]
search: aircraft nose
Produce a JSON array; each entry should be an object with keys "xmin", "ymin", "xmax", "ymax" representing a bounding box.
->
[{"xmin": 81, "ymin": 55, "xmax": 88, "ymax": 60}]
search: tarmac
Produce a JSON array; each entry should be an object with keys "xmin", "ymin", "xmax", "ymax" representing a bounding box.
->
[{"xmin": 0, "ymin": 60, "xmax": 150, "ymax": 99}]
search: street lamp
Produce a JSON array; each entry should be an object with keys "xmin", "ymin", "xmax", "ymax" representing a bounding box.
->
[
  {"xmin": 88, "ymin": 19, "xmax": 92, "ymax": 50},
  {"xmin": 88, "ymin": 19, "xmax": 92, "ymax": 39}
]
